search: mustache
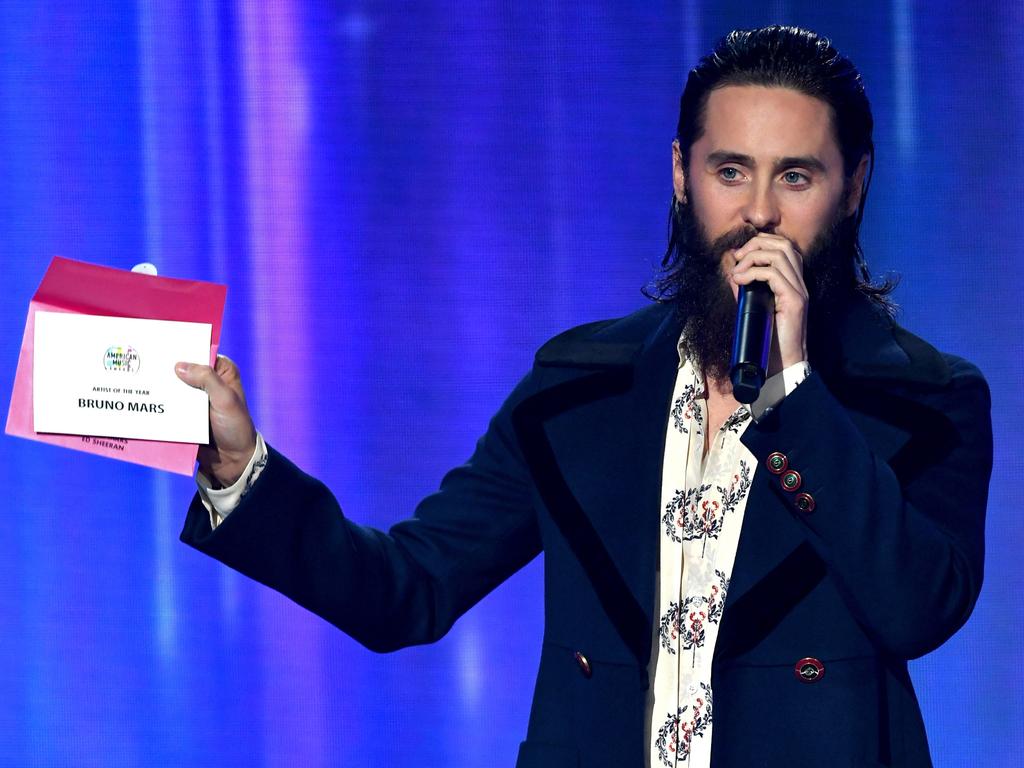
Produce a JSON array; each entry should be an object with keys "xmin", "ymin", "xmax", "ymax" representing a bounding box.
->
[{"xmin": 709, "ymin": 225, "xmax": 762, "ymax": 257}]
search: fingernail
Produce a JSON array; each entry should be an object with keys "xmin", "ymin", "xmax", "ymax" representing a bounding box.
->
[{"xmin": 175, "ymin": 362, "xmax": 190, "ymax": 375}]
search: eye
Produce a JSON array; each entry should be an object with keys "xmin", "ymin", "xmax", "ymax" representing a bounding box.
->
[
  {"xmin": 782, "ymin": 170, "xmax": 809, "ymax": 185},
  {"xmin": 718, "ymin": 167, "xmax": 743, "ymax": 183}
]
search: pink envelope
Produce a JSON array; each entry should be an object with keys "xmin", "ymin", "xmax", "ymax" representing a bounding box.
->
[{"xmin": 5, "ymin": 256, "xmax": 227, "ymax": 475}]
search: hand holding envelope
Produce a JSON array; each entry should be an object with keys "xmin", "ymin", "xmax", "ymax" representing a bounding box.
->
[
  {"xmin": 5, "ymin": 257, "xmax": 227, "ymax": 475},
  {"xmin": 174, "ymin": 356, "xmax": 257, "ymax": 487}
]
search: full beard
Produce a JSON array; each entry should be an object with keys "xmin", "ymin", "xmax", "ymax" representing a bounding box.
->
[{"xmin": 667, "ymin": 200, "xmax": 858, "ymax": 383}]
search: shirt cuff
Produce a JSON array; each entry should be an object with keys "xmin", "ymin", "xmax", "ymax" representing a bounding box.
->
[
  {"xmin": 749, "ymin": 361, "xmax": 812, "ymax": 422},
  {"xmin": 196, "ymin": 432, "xmax": 269, "ymax": 530}
]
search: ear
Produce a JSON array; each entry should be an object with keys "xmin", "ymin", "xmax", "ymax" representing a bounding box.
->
[
  {"xmin": 672, "ymin": 139, "xmax": 687, "ymax": 204},
  {"xmin": 844, "ymin": 153, "xmax": 869, "ymax": 217}
]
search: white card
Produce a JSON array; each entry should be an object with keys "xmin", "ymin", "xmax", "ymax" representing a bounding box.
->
[{"xmin": 33, "ymin": 312, "xmax": 211, "ymax": 444}]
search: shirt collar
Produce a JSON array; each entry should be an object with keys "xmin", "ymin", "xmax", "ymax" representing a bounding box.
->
[{"xmin": 675, "ymin": 330, "xmax": 804, "ymax": 423}]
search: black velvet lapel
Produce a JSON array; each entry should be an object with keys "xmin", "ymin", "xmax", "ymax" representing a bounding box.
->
[{"xmin": 513, "ymin": 306, "xmax": 680, "ymax": 664}]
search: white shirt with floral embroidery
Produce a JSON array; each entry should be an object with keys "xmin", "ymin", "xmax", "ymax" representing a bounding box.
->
[{"xmin": 646, "ymin": 343, "xmax": 810, "ymax": 768}]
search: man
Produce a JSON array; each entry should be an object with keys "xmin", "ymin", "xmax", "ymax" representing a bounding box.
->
[{"xmin": 175, "ymin": 26, "xmax": 992, "ymax": 767}]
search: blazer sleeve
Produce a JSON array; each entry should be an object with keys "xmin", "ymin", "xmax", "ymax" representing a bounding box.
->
[
  {"xmin": 179, "ymin": 369, "xmax": 544, "ymax": 653},
  {"xmin": 741, "ymin": 357, "xmax": 992, "ymax": 660}
]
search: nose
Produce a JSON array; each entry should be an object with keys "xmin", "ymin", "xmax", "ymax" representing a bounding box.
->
[{"xmin": 742, "ymin": 182, "xmax": 781, "ymax": 232}]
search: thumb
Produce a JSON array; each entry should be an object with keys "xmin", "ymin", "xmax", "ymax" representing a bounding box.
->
[{"xmin": 175, "ymin": 362, "xmax": 233, "ymax": 409}]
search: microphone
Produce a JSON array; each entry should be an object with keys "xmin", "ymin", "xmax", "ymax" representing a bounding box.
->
[{"xmin": 729, "ymin": 281, "xmax": 774, "ymax": 404}]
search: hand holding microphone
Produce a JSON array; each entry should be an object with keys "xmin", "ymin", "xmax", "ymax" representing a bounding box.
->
[{"xmin": 727, "ymin": 233, "xmax": 809, "ymax": 403}]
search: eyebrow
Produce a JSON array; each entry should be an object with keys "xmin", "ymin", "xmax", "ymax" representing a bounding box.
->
[{"xmin": 705, "ymin": 150, "xmax": 828, "ymax": 175}]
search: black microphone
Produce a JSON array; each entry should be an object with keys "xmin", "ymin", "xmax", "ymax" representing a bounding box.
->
[{"xmin": 729, "ymin": 281, "xmax": 774, "ymax": 404}]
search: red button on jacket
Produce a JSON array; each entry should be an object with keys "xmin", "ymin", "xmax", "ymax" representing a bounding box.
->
[{"xmin": 794, "ymin": 657, "xmax": 825, "ymax": 683}]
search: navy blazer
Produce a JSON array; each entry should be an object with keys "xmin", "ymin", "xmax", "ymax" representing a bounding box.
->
[{"xmin": 181, "ymin": 297, "xmax": 992, "ymax": 768}]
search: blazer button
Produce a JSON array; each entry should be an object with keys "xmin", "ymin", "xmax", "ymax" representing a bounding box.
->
[
  {"xmin": 766, "ymin": 452, "xmax": 788, "ymax": 474},
  {"xmin": 780, "ymin": 469, "xmax": 802, "ymax": 492},
  {"xmin": 794, "ymin": 492, "xmax": 816, "ymax": 513},
  {"xmin": 574, "ymin": 651, "xmax": 592, "ymax": 679},
  {"xmin": 794, "ymin": 657, "xmax": 825, "ymax": 683}
]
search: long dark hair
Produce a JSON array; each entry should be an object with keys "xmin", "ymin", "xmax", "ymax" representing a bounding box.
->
[{"xmin": 648, "ymin": 25, "xmax": 898, "ymax": 315}]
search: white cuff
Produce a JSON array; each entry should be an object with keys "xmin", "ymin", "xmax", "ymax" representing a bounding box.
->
[
  {"xmin": 196, "ymin": 432, "xmax": 269, "ymax": 530},
  {"xmin": 749, "ymin": 361, "xmax": 812, "ymax": 422}
]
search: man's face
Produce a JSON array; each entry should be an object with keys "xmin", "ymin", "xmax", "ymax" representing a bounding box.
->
[
  {"xmin": 673, "ymin": 84, "xmax": 859, "ymax": 286},
  {"xmin": 666, "ymin": 84, "xmax": 866, "ymax": 381}
]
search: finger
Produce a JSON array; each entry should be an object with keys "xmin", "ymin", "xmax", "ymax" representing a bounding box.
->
[
  {"xmin": 734, "ymin": 239, "xmax": 801, "ymax": 272},
  {"xmin": 733, "ymin": 249, "xmax": 805, "ymax": 291},
  {"xmin": 733, "ymin": 246, "xmax": 790, "ymax": 268},
  {"xmin": 174, "ymin": 362, "xmax": 237, "ymax": 410},
  {"xmin": 214, "ymin": 354, "xmax": 239, "ymax": 380},
  {"xmin": 731, "ymin": 265, "xmax": 806, "ymax": 302},
  {"xmin": 733, "ymin": 231, "xmax": 797, "ymax": 254},
  {"xmin": 211, "ymin": 355, "xmax": 248, "ymax": 399},
  {"xmin": 734, "ymin": 234, "xmax": 803, "ymax": 275}
]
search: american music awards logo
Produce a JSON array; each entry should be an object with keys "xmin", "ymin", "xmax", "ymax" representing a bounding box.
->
[{"xmin": 103, "ymin": 345, "xmax": 140, "ymax": 373}]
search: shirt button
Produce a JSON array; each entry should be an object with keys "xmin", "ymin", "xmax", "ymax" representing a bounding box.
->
[
  {"xmin": 688, "ymin": 684, "xmax": 697, "ymax": 695},
  {"xmin": 781, "ymin": 469, "xmax": 802, "ymax": 491},
  {"xmin": 574, "ymin": 651, "xmax": 592, "ymax": 678},
  {"xmin": 794, "ymin": 657, "xmax": 825, "ymax": 683},
  {"xmin": 795, "ymin": 492, "xmax": 816, "ymax": 513},
  {"xmin": 766, "ymin": 452, "xmax": 788, "ymax": 474}
]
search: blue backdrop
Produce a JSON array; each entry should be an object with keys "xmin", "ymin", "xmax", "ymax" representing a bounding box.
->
[{"xmin": 1, "ymin": 1, "xmax": 1021, "ymax": 765}]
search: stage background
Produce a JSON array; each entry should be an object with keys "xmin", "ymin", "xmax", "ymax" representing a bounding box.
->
[{"xmin": 1, "ymin": 1, "xmax": 1021, "ymax": 765}]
